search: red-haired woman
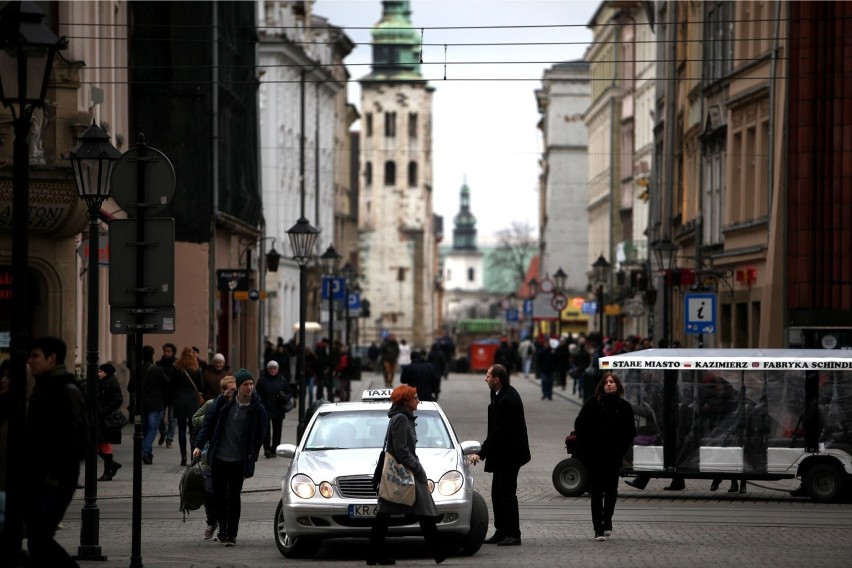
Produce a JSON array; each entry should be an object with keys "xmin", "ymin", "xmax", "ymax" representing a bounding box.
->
[
  {"xmin": 171, "ymin": 346, "xmax": 204, "ymax": 466},
  {"xmin": 367, "ymin": 384, "xmax": 446, "ymax": 565}
]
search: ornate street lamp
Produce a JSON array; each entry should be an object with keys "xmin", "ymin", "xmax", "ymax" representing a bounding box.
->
[
  {"xmin": 553, "ymin": 267, "xmax": 568, "ymax": 293},
  {"xmin": 653, "ymin": 238, "xmax": 678, "ymax": 347},
  {"xmin": 265, "ymin": 238, "xmax": 281, "ymax": 272},
  {"xmin": 0, "ymin": 2, "xmax": 66, "ymax": 561},
  {"xmin": 592, "ymin": 254, "xmax": 611, "ymax": 336},
  {"xmin": 287, "ymin": 217, "xmax": 319, "ymax": 440},
  {"xmin": 66, "ymin": 121, "xmax": 122, "ymax": 561}
]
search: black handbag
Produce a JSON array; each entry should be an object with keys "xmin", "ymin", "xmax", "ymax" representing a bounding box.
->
[
  {"xmin": 103, "ymin": 409, "xmax": 128, "ymax": 430},
  {"xmin": 277, "ymin": 390, "xmax": 295, "ymax": 413},
  {"xmin": 371, "ymin": 424, "xmax": 390, "ymax": 491}
]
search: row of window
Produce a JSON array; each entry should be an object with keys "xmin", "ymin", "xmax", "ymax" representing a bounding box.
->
[
  {"xmin": 364, "ymin": 111, "xmax": 418, "ymax": 138},
  {"xmin": 364, "ymin": 160, "xmax": 418, "ymax": 187}
]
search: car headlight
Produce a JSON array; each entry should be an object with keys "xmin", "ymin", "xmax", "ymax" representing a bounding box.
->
[
  {"xmin": 436, "ymin": 470, "xmax": 463, "ymax": 496},
  {"xmin": 291, "ymin": 474, "xmax": 316, "ymax": 499},
  {"xmin": 319, "ymin": 481, "xmax": 334, "ymax": 498}
]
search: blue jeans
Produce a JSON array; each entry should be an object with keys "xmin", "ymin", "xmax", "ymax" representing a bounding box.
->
[
  {"xmin": 523, "ymin": 356, "xmax": 532, "ymax": 377},
  {"xmin": 143, "ymin": 410, "xmax": 164, "ymax": 459}
]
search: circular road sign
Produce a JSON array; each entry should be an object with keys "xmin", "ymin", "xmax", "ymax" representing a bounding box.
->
[
  {"xmin": 248, "ymin": 289, "xmax": 260, "ymax": 301},
  {"xmin": 110, "ymin": 145, "xmax": 176, "ymax": 215},
  {"xmin": 550, "ymin": 292, "xmax": 568, "ymax": 312}
]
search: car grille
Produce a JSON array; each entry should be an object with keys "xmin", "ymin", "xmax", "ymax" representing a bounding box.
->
[{"xmin": 337, "ymin": 475, "xmax": 377, "ymax": 499}]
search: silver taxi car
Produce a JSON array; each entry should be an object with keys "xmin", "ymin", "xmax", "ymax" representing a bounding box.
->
[{"xmin": 274, "ymin": 388, "xmax": 487, "ymax": 559}]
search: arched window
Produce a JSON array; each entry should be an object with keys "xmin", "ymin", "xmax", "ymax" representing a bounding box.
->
[
  {"xmin": 384, "ymin": 161, "xmax": 396, "ymax": 186},
  {"xmin": 364, "ymin": 162, "xmax": 372, "ymax": 186},
  {"xmin": 408, "ymin": 161, "xmax": 418, "ymax": 187},
  {"xmin": 467, "ymin": 267, "xmax": 475, "ymax": 282}
]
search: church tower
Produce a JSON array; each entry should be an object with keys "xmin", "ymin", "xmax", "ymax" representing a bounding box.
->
[
  {"xmin": 443, "ymin": 180, "xmax": 485, "ymax": 321},
  {"xmin": 358, "ymin": 1, "xmax": 436, "ymax": 348}
]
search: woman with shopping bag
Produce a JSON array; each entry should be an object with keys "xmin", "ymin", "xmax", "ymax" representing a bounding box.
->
[{"xmin": 368, "ymin": 384, "xmax": 447, "ymax": 566}]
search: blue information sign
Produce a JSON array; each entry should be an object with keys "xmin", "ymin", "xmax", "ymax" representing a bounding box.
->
[
  {"xmin": 684, "ymin": 292, "xmax": 717, "ymax": 334},
  {"xmin": 506, "ymin": 308, "xmax": 519, "ymax": 322}
]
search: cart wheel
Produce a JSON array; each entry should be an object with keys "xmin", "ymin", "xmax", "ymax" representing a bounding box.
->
[
  {"xmin": 804, "ymin": 463, "xmax": 846, "ymax": 503},
  {"xmin": 552, "ymin": 457, "xmax": 588, "ymax": 497}
]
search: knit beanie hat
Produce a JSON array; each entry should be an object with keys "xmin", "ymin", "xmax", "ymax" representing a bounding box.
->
[
  {"xmin": 99, "ymin": 363, "xmax": 116, "ymax": 375},
  {"xmin": 234, "ymin": 368, "xmax": 254, "ymax": 387}
]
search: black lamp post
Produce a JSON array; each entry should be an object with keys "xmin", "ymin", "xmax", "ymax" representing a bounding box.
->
[
  {"xmin": 527, "ymin": 277, "xmax": 538, "ymax": 340},
  {"xmin": 341, "ymin": 261, "xmax": 355, "ymax": 347},
  {"xmin": 592, "ymin": 254, "xmax": 611, "ymax": 337},
  {"xmin": 67, "ymin": 121, "xmax": 122, "ymax": 561},
  {"xmin": 287, "ymin": 217, "xmax": 319, "ymax": 441},
  {"xmin": 320, "ymin": 245, "xmax": 341, "ymax": 401},
  {"xmin": 653, "ymin": 238, "xmax": 678, "ymax": 347},
  {"xmin": 553, "ymin": 268, "xmax": 567, "ymax": 337},
  {"xmin": 0, "ymin": 2, "xmax": 65, "ymax": 560}
]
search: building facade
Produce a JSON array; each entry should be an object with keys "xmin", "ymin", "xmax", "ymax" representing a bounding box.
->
[
  {"xmin": 258, "ymin": 1, "xmax": 352, "ymax": 348},
  {"xmin": 535, "ymin": 60, "xmax": 591, "ymax": 295}
]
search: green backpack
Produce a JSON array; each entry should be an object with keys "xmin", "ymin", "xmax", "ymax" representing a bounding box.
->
[{"xmin": 178, "ymin": 459, "xmax": 206, "ymax": 521}]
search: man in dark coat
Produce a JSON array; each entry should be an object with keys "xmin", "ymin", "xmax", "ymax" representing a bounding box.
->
[
  {"xmin": 192, "ymin": 368, "xmax": 268, "ymax": 546},
  {"xmin": 140, "ymin": 345, "xmax": 168, "ymax": 464},
  {"xmin": 469, "ymin": 364, "xmax": 531, "ymax": 547},
  {"xmin": 24, "ymin": 336, "xmax": 89, "ymax": 566},
  {"xmin": 400, "ymin": 350, "xmax": 439, "ymax": 401}
]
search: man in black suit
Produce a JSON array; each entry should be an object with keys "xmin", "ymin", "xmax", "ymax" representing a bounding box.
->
[{"xmin": 468, "ymin": 364, "xmax": 531, "ymax": 546}]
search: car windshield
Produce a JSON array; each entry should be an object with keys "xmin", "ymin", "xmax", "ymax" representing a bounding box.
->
[{"xmin": 303, "ymin": 409, "xmax": 453, "ymax": 450}]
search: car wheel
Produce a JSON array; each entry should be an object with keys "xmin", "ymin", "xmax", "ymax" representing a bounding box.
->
[
  {"xmin": 804, "ymin": 463, "xmax": 845, "ymax": 503},
  {"xmin": 450, "ymin": 491, "xmax": 489, "ymax": 557},
  {"xmin": 274, "ymin": 500, "xmax": 321, "ymax": 558},
  {"xmin": 552, "ymin": 457, "xmax": 588, "ymax": 497}
]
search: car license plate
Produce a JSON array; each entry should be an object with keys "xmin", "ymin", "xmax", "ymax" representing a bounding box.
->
[{"xmin": 349, "ymin": 504, "xmax": 378, "ymax": 518}]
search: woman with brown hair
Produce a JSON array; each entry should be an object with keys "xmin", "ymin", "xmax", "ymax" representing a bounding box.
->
[
  {"xmin": 367, "ymin": 384, "xmax": 446, "ymax": 565},
  {"xmin": 171, "ymin": 346, "xmax": 204, "ymax": 466},
  {"xmin": 574, "ymin": 372, "xmax": 635, "ymax": 541}
]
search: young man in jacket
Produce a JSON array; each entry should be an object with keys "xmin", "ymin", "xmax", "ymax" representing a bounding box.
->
[
  {"xmin": 192, "ymin": 368, "xmax": 268, "ymax": 546},
  {"xmin": 24, "ymin": 336, "xmax": 89, "ymax": 566},
  {"xmin": 468, "ymin": 364, "xmax": 531, "ymax": 546}
]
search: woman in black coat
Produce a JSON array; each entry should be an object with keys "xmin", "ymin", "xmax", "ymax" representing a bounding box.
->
[
  {"xmin": 255, "ymin": 360, "xmax": 293, "ymax": 458},
  {"xmin": 171, "ymin": 346, "xmax": 204, "ymax": 466},
  {"xmin": 96, "ymin": 363, "xmax": 124, "ymax": 481},
  {"xmin": 574, "ymin": 372, "xmax": 635, "ymax": 541}
]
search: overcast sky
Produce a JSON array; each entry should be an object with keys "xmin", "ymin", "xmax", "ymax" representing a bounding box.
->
[{"xmin": 314, "ymin": 0, "xmax": 598, "ymax": 242}]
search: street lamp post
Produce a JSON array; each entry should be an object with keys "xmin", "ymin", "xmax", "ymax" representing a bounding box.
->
[
  {"xmin": 340, "ymin": 262, "xmax": 355, "ymax": 347},
  {"xmin": 287, "ymin": 218, "xmax": 319, "ymax": 442},
  {"xmin": 653, "ymin": 238, "xmax": 678, "ymax": 347},
  {"xmin": 553, "ymin": 268, "xmax": 567, "ymax": 337},
  {"xmin": 0, "ymin": 2, "xmax": 66, "ymax": 560},
  {"xmin": 527, "ymin": 277, "xmax": 538, "ymax": 341},
  {"xmin": 320, "ymin": 245, "xmax": 341, "ymax": 401},
  {"xmin": 592, "ymin": 254, "xmax": 611, "ymax": 337},
  {"xmin": 67, "ymin": 121, "xmax": 122, "ymax": 560}
]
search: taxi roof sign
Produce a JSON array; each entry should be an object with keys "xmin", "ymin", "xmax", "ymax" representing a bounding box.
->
[{"xmin": 361, "ymin": 388, "xmax": 394, "ymax": 401}]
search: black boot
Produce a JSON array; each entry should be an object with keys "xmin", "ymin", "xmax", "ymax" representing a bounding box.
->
[
  {"xmin": 98, "ymin": 454, "xmax": 116, "ymax": 481},
  {"xmin": 180, "ymin": 453, "xmax": 187, "ymax": 467}
]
